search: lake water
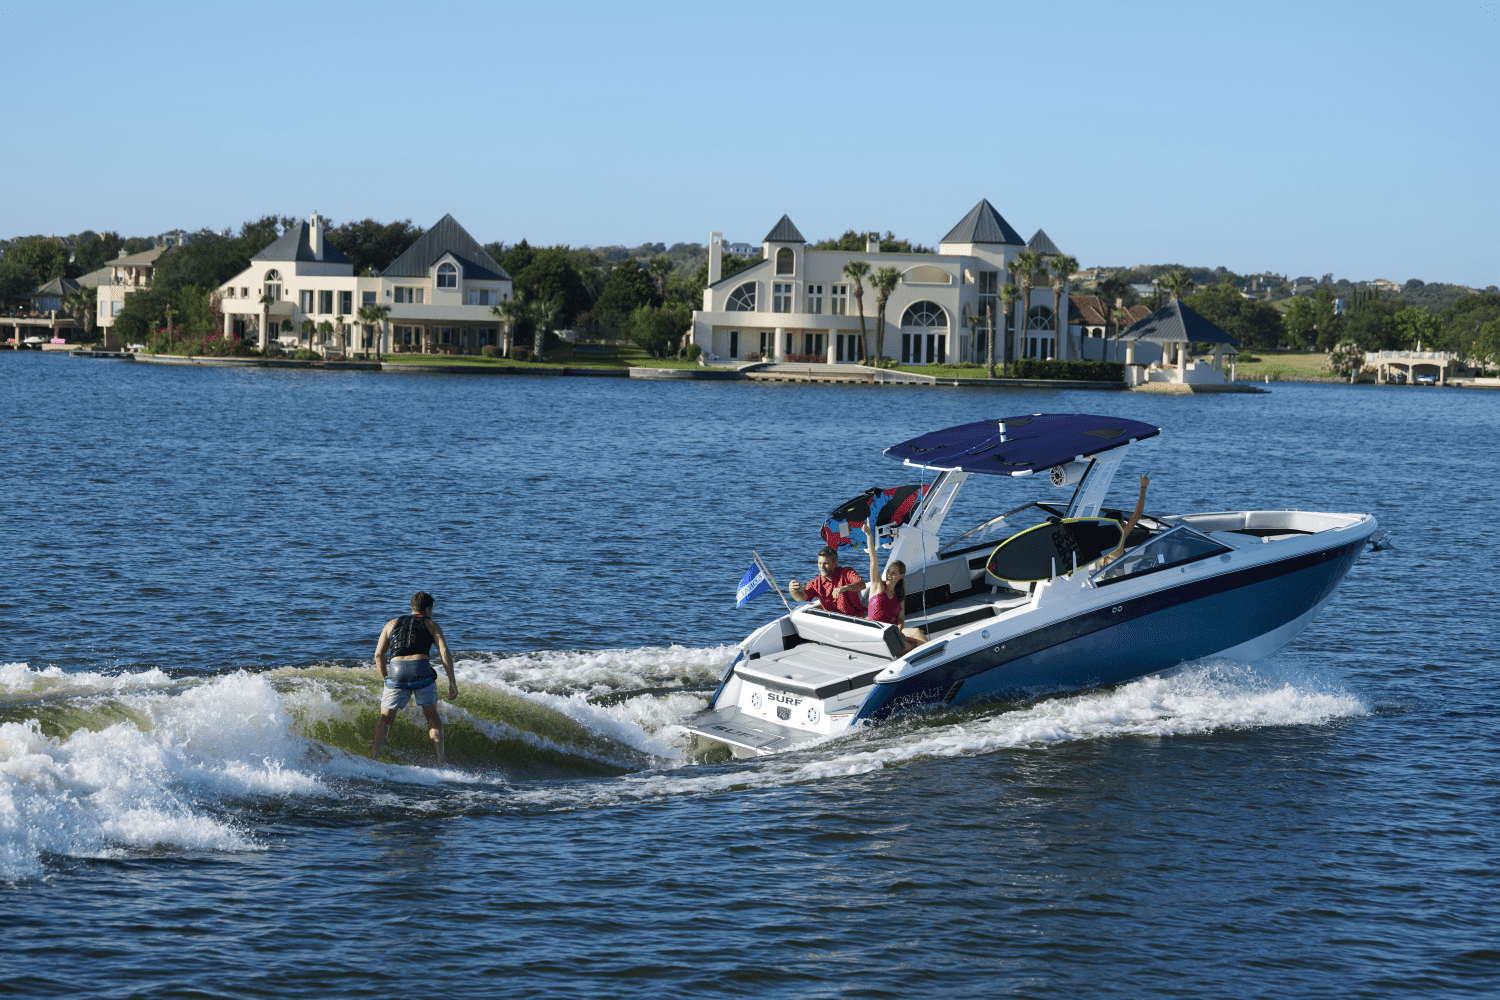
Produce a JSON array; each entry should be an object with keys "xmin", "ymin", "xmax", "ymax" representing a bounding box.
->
[{"xmin": 3, "ymin": 351, "xmax": 1497, "ymax": 998}]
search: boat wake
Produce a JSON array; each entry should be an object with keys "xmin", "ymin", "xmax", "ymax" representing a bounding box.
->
[{"xmin": 0, "ymin": 648, "xmax": 1366, "ymax": 880}]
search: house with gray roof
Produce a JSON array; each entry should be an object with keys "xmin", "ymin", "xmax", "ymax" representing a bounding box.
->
[
  {"xmin": 1118, "ymin": 299, "xmax": 1239, "ymax": 386},
  {"xmin": 692, "ymin": 200, "xmax": 1082, "ymax": 366},
  {"xmin": 217, "ymin": 213, "xmax": 512, "ymax": 355}
]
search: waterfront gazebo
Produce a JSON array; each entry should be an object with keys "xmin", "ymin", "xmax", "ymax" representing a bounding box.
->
[{"xmin": 1121, "ymin": 299, "xmax": 1239, "ymax": 385}]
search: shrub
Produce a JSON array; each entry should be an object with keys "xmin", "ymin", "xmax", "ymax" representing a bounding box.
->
[
  {"xmin": 1012, "ymin": 359, "xmax": 1125, "ymax": 381},
  {"xmin": 291, "ymin": 349, "xmax": 322, "ymax": 361},
  {"xmin": 144, "ymin": 328, "xmax": 259, "ymax": 358},
  {"xmin": 512, "ymin": 347, "xmax": 530, "ymax": 361},
  {"xmin": 481, "ymin": 345, "xmax": 502, "ymax": 358},
  {"xmin": 683, "ymin": 344, "xmax": 702, "ymax": 362}
]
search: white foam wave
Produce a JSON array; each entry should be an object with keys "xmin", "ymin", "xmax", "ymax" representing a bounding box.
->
[
  {"xmin": 0, "ymin": 666, "xmax": 336, "ymax": 881},
  {"xmin": 506, "ymin": 658, "xmax": 1369, "ymax": 811},
  {"xmin": 0, "ymin": 660, "xmax": 179, "ymax": 697},
  {"xmin": 456, "ymin": 644, "xmax": 733, "ymax": 698}
]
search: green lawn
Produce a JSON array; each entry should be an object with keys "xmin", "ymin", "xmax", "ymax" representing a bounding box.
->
[
  {"xmin": 1229, "ymin": 350, "xmax": 1343, "ymax": 381},
  {"xmin": 379, "ymin": 344, "xmax": 702, "ymax": 370}
]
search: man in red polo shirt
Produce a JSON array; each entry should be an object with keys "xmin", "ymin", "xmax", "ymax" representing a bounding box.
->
[{"xmin": 788, "ymin": 546, "xmax": 867, "ymax": 617}]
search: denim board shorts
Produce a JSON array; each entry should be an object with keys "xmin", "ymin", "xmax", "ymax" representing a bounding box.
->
[{"xmin": 382, "ymin": 658, "xmax": 439, "ymax": 711}]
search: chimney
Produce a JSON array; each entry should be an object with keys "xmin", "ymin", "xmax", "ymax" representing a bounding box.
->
[
  {"xmin": 866, "ymin": 231, "xmax": 880, "ymax": 253},
  {"xmin": 310, "ymin": 213, "xmax": 324, "ymax": 261},
  {"xmin": 708, "ymin": 232, "xmax": 722, "ymax": 286}
]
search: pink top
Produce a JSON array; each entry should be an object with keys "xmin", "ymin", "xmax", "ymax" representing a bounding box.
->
[
  {"xmin": 868, "ymin": 590, "xmax": 900, "ymax": 625},
  {"xmin": 804, "ymin": 566, "xmax": 867, "ymax": 617}
]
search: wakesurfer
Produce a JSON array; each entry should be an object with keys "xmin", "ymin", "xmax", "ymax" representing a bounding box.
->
[{"xmin": 370, "ymin": 591, "xmax": 458, "ymax": 763}]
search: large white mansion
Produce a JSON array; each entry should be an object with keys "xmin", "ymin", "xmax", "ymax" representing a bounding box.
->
[
  {"xmin": 217, "ymin": 213, "xmax": 512, "ymax": 353},
  {"xmin": 690, "ymin": 200, "xmax": 1079, "ymax": 365}
]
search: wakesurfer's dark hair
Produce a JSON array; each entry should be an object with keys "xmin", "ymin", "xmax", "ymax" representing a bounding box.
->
[
  {"xmin": 410, "ymin": 591, "xmax": 434, "ymax": 614},
  {"xmin": 817, "ymin": 546, "xmax": 837, "ymax": 560}
]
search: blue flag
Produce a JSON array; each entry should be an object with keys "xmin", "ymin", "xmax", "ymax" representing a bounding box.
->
[{"xmin": 736, "ymin": 562, "xmax": 770, "ymax": 608}]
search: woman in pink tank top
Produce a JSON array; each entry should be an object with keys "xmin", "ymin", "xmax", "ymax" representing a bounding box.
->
[{"xmin": 862, "ymin": 523, "xmax": 927, "ymax": 654}]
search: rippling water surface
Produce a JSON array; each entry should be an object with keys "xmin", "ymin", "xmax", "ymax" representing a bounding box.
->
[{"xmin": 2, "ymin": 352, "xmax": 1496, "ymax": 998}]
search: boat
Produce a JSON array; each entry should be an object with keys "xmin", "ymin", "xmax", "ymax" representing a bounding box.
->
[{"xmin": 685, "ymin": 413, "xmax": 1377, "ymax": 758}]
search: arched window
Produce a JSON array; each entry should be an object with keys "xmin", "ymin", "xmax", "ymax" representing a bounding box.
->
[
  {"xmin": 264, "ymin": 269, "xmax": 282, "ymax": 282},
  {"xmin": 437, "ymin": 262, "xmax": 457, "ymax": 288},
  {"xmin": 727, "ymin": 282, "xmax": 756, "ymax": 311},
  {"xmin": 263, "ymin": 269, "xmax": 282, "ymax": 302},
  {"xmin": 901, "ymin": 265, "xmax": 953, "ymax": 285},
  {"xmin": 1027, "ymin": 305, "xmax": 1055, "ymax": 331},
  {"xmin": 775, "ymin": 247, "xmax": 794, "ymax": 275},
  {"xmin": 901, "ymin": 301, "xmax": 948, "ymax": 328},
  {"xmin": 900, "ymin": 301, "xmax": 948, "ymax": 365}
]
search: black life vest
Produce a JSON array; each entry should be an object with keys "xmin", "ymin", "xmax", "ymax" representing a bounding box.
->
[{"xmin": 390, "ymin": 614, "xmax": 434, "ymax": 657}]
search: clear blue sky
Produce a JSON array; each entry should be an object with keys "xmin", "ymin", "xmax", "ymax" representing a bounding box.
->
[{"xmin": 4, "ymin": 0, "xmax": 1496, "ymax": 286}]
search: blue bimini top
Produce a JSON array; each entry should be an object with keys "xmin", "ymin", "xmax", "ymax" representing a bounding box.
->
[{"xmin": 884, "ymin": 413, "xmax": 1160, "ymax": 477}]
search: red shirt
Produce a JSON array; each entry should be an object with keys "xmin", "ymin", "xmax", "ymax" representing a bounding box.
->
[{"xmin": 803, "ymin": 566, "xmax": 866, "ymax": 617}]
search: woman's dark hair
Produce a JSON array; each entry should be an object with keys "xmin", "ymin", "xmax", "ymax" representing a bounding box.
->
[
  {"xmin": 890, "ymin": 560, "xmax": 907, "ymax": 603},
  {"xmin": 410, "ymin": 591, "xmax": 434, "ymax": 614}
]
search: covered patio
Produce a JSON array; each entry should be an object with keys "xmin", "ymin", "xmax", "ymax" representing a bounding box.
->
[{"xmin": 1120, "ymin": 299, "xmax": 1240, "ymax": 387}]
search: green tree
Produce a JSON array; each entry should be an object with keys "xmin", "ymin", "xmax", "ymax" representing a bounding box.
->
[
  {"xmin": 870, "ymin": 267, "xmax": 900, "ymax": 362},
  {"xmin": 492, "ymin": 293, "xmax": 527, "ymax": 357},
  {"xmin": 326, "ymin": 218, "xmax": 424, "ymax": 275},
  {"xmin": 258, "ymin": 292, "xmax": 276, "ymax": 352},
  {"xmin": 842, "ymin": 260, "xmax": 871, "ymax": 362},
  {"xmin": 1009, "ymin": 250, "xmax": 1046, "ymax": 360},
  {"xmin": 301, "ymin": 318, "xmax": 316, "ymax": 354},
  {"xmin": 1283, "ymin": 296, "xmax": 1315, "ymax": 349},
  {"xmin": 0, "ymin": 237, "xmax": 69, "ymax": 307},
  {"xmin": 357, "ymin": 302, "xmax": 389, "ymax": 359},
  {"xmin": 997, "ymin": 283, "xmax": 1020, "ymax": 375},
  {"xmin": 74, "ymin": 232, "xmax": 123, "ymax": 274},
  {"xmin": 626, "ymin": 302, "xmax": 691, "ymax": 359},
  {"xmin": 1392, "ymin": 305, "xmax": 1442, "ymax": 351},
  {"xmin": 317, "ymin": 320, "xmax": 334, "ymax": 357},
  {"xmin": 591, "ymin": 260, "xmax": 660, "ymax": 336},
  {"xmin": 1049, "ymin": 253, "xmax": 1079, "ymax": 360},
  {"xmin": 62, "ymin": 284, "xmax": 97, "ymax": 341},
  {"xmin": 1313, "ymin": 283, "xmax": 1341, "ymax": 350},
  {"xmin": 1184, "ymin": 279, "xmax": 1283, "ymax": 349},
  {"xmin": 649, "ymin": 256, "xmax": 674, "ymax": 299},
  {"xmin": 509, "ymin": 248, "xmax": 593, "ymax": 329},
  {"xmin": 809, "ymin": 230, "xmax": 932, "ymax": 253},
  {"xmin": 1158, "ymin": 269, "xmax": 1193, "ymax": 301}
]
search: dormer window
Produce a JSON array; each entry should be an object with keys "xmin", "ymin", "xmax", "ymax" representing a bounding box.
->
[
  {"xmin": 437, "ymin": 262, "xmax": 457, "ymax": 288},
  {"xmin": 775, "ymin": 247, "xmax": 794, "ymax": 275}
]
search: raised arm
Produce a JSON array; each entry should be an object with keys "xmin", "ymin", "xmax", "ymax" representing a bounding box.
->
[
  {"xmin": 1107, "ymin": 474, "xmax": 1151, "ymax": 561},
  {"xmin": 862, "ymin": 523, "xmax": 884, "ymax": 597}
]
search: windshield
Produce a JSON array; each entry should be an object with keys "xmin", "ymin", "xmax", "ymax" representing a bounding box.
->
[
  {"xmin": 1092, "ymin": 525, "xmax": 1231, "ymax": 586},
  {"xmin": 937, "ymin": 502, "xmax": 1065, "ymax": 558}
]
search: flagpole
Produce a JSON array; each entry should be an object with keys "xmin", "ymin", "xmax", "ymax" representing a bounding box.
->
[{"xmin": 753, "ymin": 550, "xmax": 796, "ymax": 616}]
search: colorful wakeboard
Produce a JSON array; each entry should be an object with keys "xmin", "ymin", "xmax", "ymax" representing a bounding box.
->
[{"xmin": 821, "ymin": 484, "xmax": 931, "ymax": 551}]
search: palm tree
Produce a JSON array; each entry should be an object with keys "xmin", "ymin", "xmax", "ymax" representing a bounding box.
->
[
  {"xmin": 492, "ymin": 293, "xmax": 526, "ymax": 358},
  {"xmin": 997, "ymin": 283, "xmax": 1020, "ymax": 376},
  {"xmin": 842, "ymin": 260, "xmax": 871, "ymax": 363},
  {"xmin": 649, "ymin": 255, "xmax": 674, "ymax": 301},
  {"xmin": 62, "ymin": 286, "xmax": 96, "ymax": 343},
  {"xmin": 871, "ymin": 266, "xmax": 900, "ymax": 364},
  {"xmin": 1049, "ymin": 254, "xmax": 1079, "ymax": 360},
  {"xmin": 1160, "ymin": 269, "xmax": 1192, "ymax": 301},
  {"xmin": 334, "ymin": 314, "xmax": 345, "ymax": 358},
  {"xmin": 532, "ymin": 293, "xmax": 561, "ymax": 360},
  {"xmin": 357, "ymin": 303, "xmax": 389, "ymax": 360},
  {"xmin": 1009, "ymin": 250, "xmax": 1045, "ymax": 361},
  {"xmin": 259, "ymin": 292, "xmax": 275, "ymax": 353},
  {"xmin": 300, "ymin": 318, "xmax": 315, "ymax": 355},
  {"xmin": 317, "ymin": 320, "xmax": 334, "ymax": 358}
]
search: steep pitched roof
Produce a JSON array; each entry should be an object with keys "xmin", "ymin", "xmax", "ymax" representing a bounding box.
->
[
  {"xmin": 940, "ymin": 199, "xmax": 1025, "ymax": 246},
  {"xmin": 251, "ymin": 221, "xmax": 354, "ymax": 266},
  {"xmin": 31, "ymin": 276, "xmax": 79, "ymax": 296},
  {"xmin": 1026, "ymin": 228, "xmax": 1062, "ymax": 255},
  {"xmin": 762, "ymin": 214, "xmax": 805, "ymax": 243},
  {"xmin": 1122, "ymin": 298, "xmax": 1239, "ymax": 345},
  {"xmin": 381, "ymin": 214, "xmax": 510, "ymax": 281}
]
